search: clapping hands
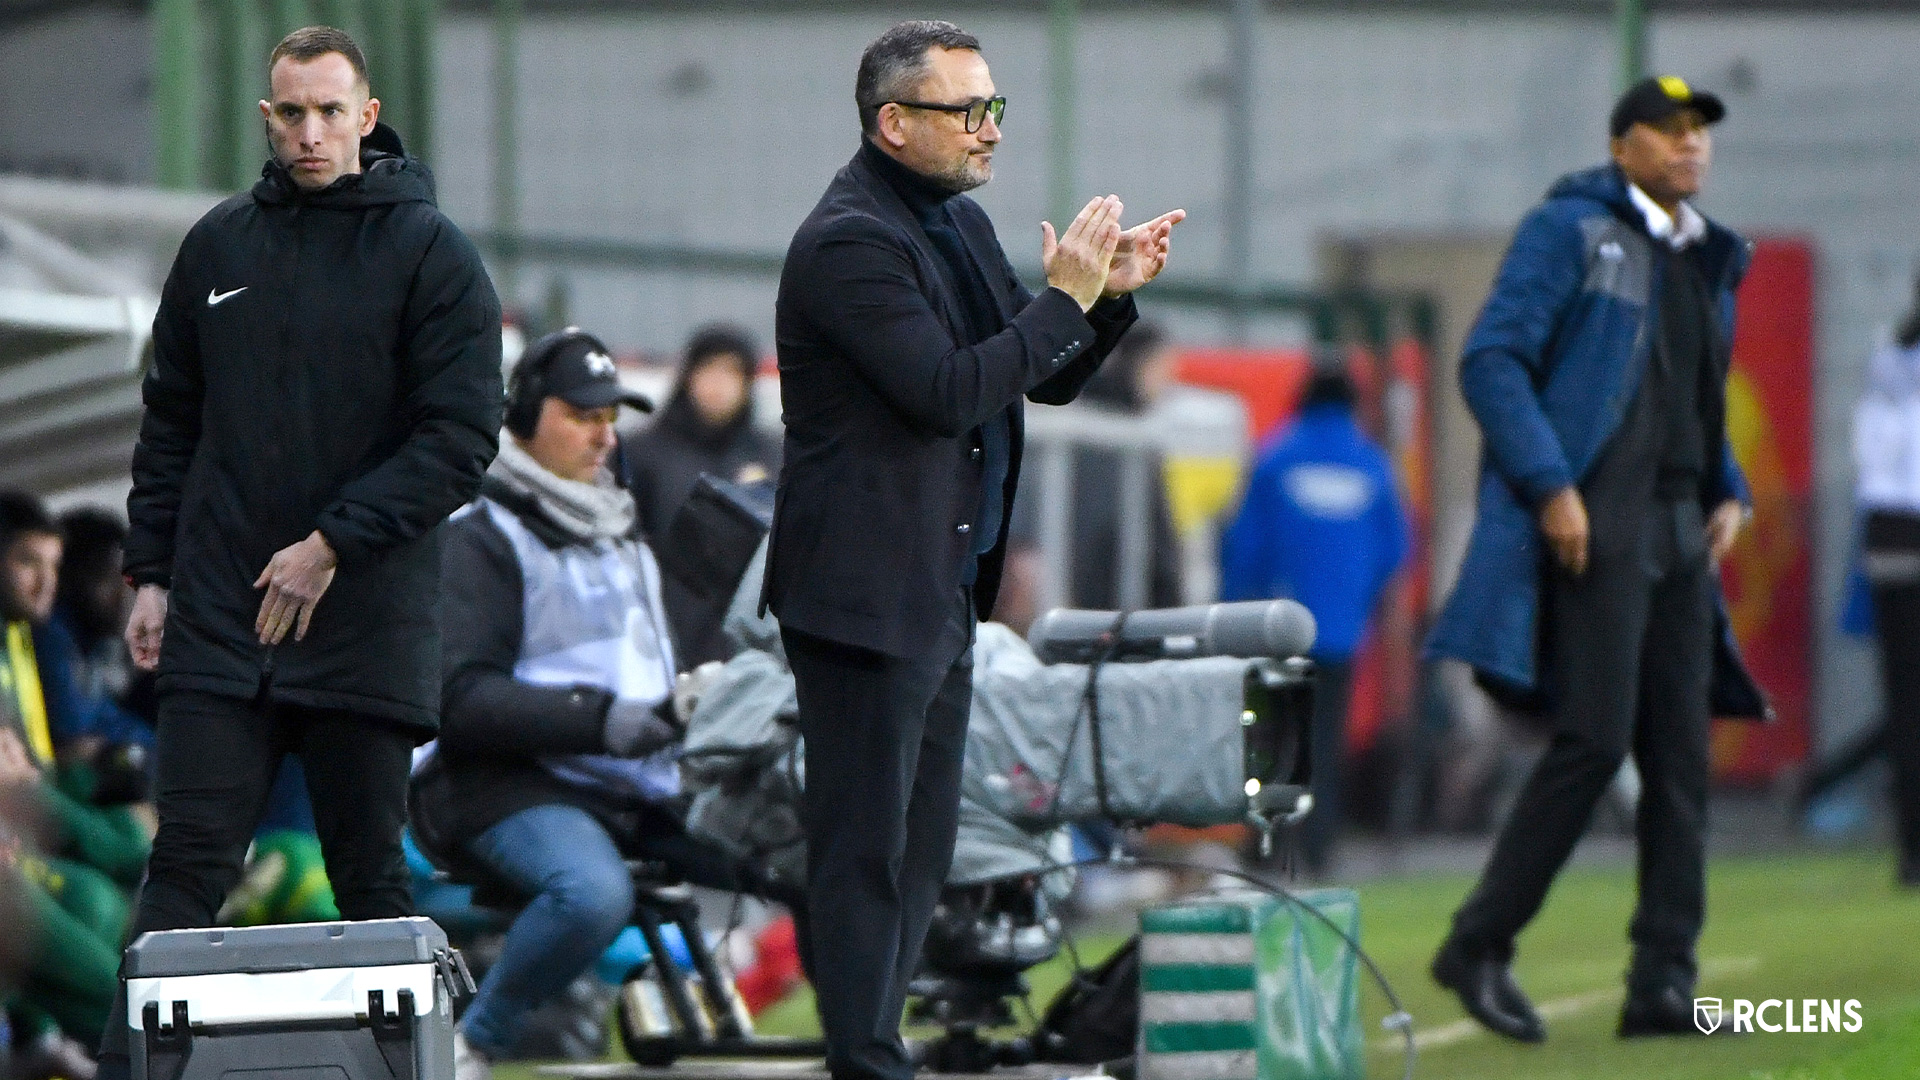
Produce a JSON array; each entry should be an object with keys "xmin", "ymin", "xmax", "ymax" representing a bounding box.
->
[
  {"xmin": 1042, "ymin": 196, "xmax": 1186, "ymax": 311},
  {"xmin": 1103, "ymin": 208, "xmax": 1185, "ymax": 297}
]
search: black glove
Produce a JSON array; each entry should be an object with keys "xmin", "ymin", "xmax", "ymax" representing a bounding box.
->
[{"xmin": 603, "ymin": 699, "xmax": 680, "ymax": 758}]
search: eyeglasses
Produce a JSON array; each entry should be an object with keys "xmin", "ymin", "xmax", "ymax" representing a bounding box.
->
[{"xmin": 888, "ymin": 95, "xmax": 1007, "ymax": 134}]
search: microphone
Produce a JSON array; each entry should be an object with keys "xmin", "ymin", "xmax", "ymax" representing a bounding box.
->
[{"xmin": 1026, "ymin": 600, "xmax": 1317, "ymax": 664}]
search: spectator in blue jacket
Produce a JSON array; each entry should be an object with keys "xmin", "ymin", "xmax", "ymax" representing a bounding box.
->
[
  {"xmin": 1220, "ymin": 363, "xmax": 1408, "ymax": 875},
  {"xmin": 38, "ymin": 507, "xmax": 152, "ymax": 752},
  {"xmin": 1426, "ymin": 76, "xmax": 1763, "ymax": 1044}
]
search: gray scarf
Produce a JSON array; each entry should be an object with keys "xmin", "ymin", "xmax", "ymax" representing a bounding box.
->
[{"xmin": 489, "ymin": 435, "xmax": 636, "ymax": 543}]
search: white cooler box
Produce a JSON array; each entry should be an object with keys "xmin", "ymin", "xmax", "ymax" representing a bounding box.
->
[{"xmin": 126, "ymin": 917, "xmax": 471, "ymax": 1080}]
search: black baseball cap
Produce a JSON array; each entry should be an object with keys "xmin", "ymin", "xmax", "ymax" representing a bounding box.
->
[
  {"xmin": 522, "ymin": 328, "xmax": 653, "ymax": 413},
  {"xmin": 1610, "ymin": 75, "xmax": 1725, "ymax": 138}
]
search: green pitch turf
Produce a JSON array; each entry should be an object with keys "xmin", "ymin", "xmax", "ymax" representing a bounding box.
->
[{"xmin": 495, "ymin": 848, "xmax": 1920, "ymax": 1080}]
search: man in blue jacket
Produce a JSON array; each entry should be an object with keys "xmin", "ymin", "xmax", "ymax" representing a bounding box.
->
[
  {"xmin": 1426, "ymin": 76, "xmax": 1765, "ymax": 1041},
  {"xmin": 1220, "ymin": 363, "xmax": 1408, "ymax": 874}
]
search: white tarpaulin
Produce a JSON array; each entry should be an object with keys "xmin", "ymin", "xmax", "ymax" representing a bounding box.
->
[{"xmin": 679, "ymin": 557, "xmax": 1270, "ymax": 888}]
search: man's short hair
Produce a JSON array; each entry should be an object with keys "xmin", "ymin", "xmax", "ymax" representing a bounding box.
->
[
  {"xmin": 0, "ymin": 490, "xmax": 58, "ymax": 559},
  {"xmin": 855, "ymin": 20, "xmax": 980, "ymax": 136},
  {"xmin": 270, "ymin": 26, "xmax": 370, "ymax": 91},
  {"xmin": 1302, "ymin": 365, "xmax": 1357, "ymax": 411},
  {"xmin": 57, "ymin": 506, "xmax": 126, "ymax": 593}
]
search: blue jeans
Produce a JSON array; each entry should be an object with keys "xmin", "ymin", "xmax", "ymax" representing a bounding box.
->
[{"xmin": 459, "ymin": 804, "xmax": 634, "ymax": 1056}]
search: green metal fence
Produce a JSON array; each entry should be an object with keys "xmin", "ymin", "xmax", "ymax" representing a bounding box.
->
[
  {"xmin": 151, "ymin": 0, "xmax": 438, "ymax": 192},
  {"xmin": 465, "ymin": 231, "xmax": 1436, "ymax": 353}
]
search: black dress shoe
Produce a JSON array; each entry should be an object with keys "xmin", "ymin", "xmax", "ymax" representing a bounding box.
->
[
  {"xmin": 1431, "ymin": 941, "xmax": 1546, "ymax": 1043},
  {"xmin": 1619, "ymin": 986, "xmax": 1739, "ymax": 1037}
]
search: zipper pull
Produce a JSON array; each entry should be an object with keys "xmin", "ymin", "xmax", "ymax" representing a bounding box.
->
[{"xmin": 255, "ymin": 644, "xmax": 277, "ymax": 705}]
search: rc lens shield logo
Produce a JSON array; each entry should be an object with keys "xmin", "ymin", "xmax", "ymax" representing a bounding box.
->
[{"xmin": 1694, "ymin": 997, "xmax": 1865, "ymax": 1034}]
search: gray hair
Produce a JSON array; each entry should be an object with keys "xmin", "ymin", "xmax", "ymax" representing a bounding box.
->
[{"xmin": 855, "ymin": 21, "xmax": 981, "ymax": 136}]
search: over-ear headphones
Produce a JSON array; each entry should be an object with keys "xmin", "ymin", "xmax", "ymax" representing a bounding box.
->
[{"xmin": 504, "ymin": 326, "xmax": 608, "ymax": 439}]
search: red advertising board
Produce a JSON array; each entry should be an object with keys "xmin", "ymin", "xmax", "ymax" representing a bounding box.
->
[
  {"xmin": 1715, "ymin": 238, "xmax": 1815, "ymax": 783},
  {"xmin": 1174, "ymin": 238, "xmax": 1813, "ymax": 788}
]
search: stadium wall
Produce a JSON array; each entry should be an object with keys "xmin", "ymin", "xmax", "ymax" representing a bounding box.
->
[
  {"xmin": 429, "ymin": 6, "xmax": 1912, "ymax": 750},
  {"xmin": 2, "ymin": 3, "xmax": 1913, "ymax": 748}
]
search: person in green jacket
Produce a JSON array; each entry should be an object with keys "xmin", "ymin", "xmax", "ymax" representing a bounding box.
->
[{"xmin": 0, "ymin": 491, "xmax": 151, "ymax": 1073}]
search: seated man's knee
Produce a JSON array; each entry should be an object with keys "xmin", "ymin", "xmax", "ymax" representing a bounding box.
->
[{"xmin": 548, "ymin": 860, "xmax": 635, "ymax": 940}]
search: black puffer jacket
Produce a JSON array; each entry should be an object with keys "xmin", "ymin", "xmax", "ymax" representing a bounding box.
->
[{"xmin": 123, "ymin": 124, "xmax": 503, "ymax": 731}]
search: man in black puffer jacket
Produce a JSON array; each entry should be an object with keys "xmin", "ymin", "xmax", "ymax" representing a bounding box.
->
[{"xmin": 101, "ymin": 25, "xmax": 501, "ymax": 1076}]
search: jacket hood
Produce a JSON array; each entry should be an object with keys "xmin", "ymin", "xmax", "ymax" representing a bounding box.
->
[
  {"xmin": 253, "ymin": 121, "xmax": 436, "ymax": 208},
  {"xmin": 656, "ymin": 331, "xmax": 761, "ymax": 450},
  {"xmin": 1547, "ymin": 162, "xmax": 1652, "ymax": 218},
  {"xmin": 1547, "ymin": 162, "xmax": 1748, "ymax": 285}
]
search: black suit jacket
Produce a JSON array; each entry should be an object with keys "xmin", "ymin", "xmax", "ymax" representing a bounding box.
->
[{"xmin": 765, "ymin": 143, "xmax": 1138, "ymax": 657}]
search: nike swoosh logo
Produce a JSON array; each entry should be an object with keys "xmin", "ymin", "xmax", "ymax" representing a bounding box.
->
[{"xmin": 207, "ymin": 286, "xmax": 248, "ymax": 306}]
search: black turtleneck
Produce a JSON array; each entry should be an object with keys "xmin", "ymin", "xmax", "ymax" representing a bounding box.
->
[
  {"xmin": 859, "ymin": 138, "xmax": 952, "ymax": 220},
  {"xmin": 859, "ymin": 139, "xmax": 1011, "ymax": 578}
]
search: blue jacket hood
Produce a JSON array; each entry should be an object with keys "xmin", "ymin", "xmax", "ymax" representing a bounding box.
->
[
  {"xmin": 1545, "ymin": 162, "xmax": 1638, "ymax": 215},
  {"xmin": 1545, "ymin": 163, "xmax": 1750, "ymax": 289}
]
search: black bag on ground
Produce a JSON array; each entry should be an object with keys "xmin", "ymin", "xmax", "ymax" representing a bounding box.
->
[{"xmin": 1034, "ymin": 934, "xmax": 1141, "ymax": 1065}]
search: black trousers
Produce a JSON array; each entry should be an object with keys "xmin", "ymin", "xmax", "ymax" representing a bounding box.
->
[
  {"xmin": 1299, "ymin": 659, "xmax": 1354, "ymax": 875},
  {"xmin": 783, "ymin": 625, "xmax": 973, "ymax": 1080},
  {"xmin": 1870, "ymin": 579, "xmax": 1920, "ymax": 873},
  {"xmin": 98, "ymin": 690, "xmax": 416, "ymax": 1062},
  {"xmin": 1449, "ymin": 499, "xmax": 1714, "ymax": 995}
]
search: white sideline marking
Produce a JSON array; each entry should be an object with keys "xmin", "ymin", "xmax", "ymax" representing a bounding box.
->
[
  {"xmin": 1378, "ymin": 956, "xmax": 1761, "ymax": 1052},
  {"xmin": 540, "ymin": 1065, "xmax": 825, "ymax": 1079}
]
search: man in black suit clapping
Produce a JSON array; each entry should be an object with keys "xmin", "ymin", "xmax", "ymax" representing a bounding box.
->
[{"xmin": 764, "ymin": 20, "xmax": 1183, "ymax": 1080}]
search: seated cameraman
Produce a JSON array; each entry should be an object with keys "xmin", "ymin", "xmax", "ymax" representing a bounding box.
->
[{"xmin": 422, "ymin": 330, "xmax": 789, "ymax": 1076}]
